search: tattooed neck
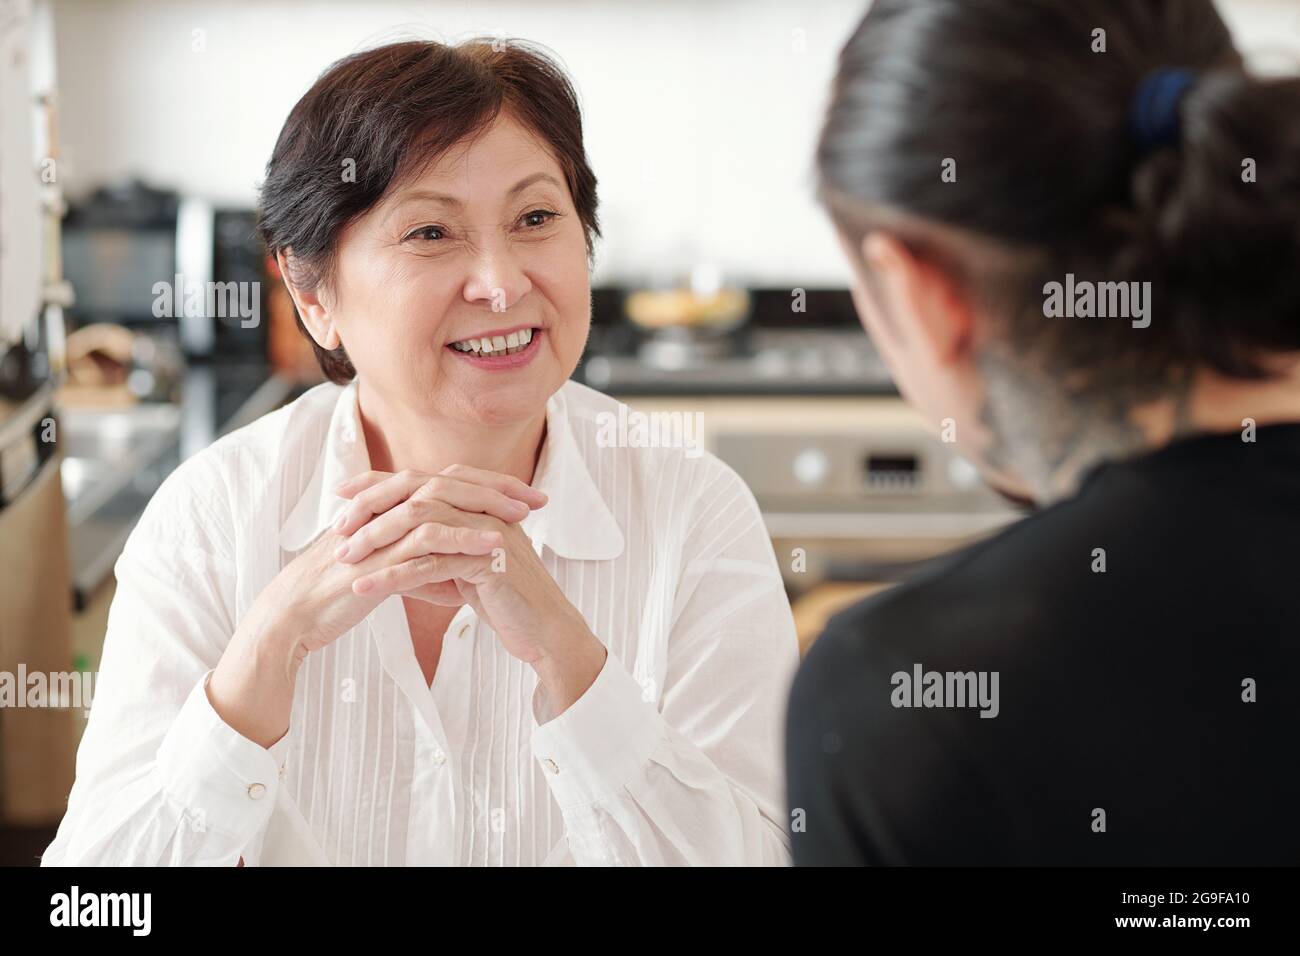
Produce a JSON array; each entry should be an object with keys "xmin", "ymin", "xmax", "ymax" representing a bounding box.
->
[{"xmin": 974, "ymin": 349, "xmax": 1196, "ymax": 504}]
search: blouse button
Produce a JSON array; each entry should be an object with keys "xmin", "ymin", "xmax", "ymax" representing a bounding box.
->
[
  {"xmin": 457, "ymin": 623, "xmax": 471, "ymax": 639},
  {"xmin": 542, "ymin": 758, "xmax": 560, "ymax": 775},
  {"xmin": 432, "ymin": 749, "xmax": 447, "ymax": 766},
  {"xmin": 247, "ymin": 783, "xmax": 267, "ymax": 800}
]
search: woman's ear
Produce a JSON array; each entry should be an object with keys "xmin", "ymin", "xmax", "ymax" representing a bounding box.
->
[
  {"xmin": 859, "ymin": 231, "xmax": 975, "ymax": 368},
  {"xmin": 277, "ymin": 249, "xmax": 341, "ymax": 351}
]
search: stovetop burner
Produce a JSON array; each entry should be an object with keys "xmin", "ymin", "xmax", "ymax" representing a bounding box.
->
[{"xmin": 578, "ymin": 328, "xmax": 896, "ymax": 396}]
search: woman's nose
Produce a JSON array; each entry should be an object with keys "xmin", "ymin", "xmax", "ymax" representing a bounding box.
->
[{"xmin": 462, "ymin": 246, "xmax": 533, "ymax": 312}]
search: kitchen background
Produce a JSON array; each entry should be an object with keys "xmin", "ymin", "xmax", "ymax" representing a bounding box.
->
[{"xmin": 1, "ymin": 0, "xmax": 1297, "ymax": 864}]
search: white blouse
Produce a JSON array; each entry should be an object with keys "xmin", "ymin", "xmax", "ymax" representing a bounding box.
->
[{"xmin": 41, "ymin": 378, "xmax": 800, "ymax": 866}]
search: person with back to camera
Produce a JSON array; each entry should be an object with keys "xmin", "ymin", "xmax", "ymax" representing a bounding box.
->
[{"xmin": 786, "ymin": 0, "xmax": 1300, "ymax": 864}]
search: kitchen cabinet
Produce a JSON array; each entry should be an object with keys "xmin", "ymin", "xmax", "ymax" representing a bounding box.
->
[{"xmin": 0, "ymin": 434, "xmax": 76, "ymax": 826}]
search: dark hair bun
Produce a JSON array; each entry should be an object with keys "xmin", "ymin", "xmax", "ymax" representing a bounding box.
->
[
  {"xmin": 1126, "ymin": 71, "xmax": 1300, "ymax": 376},
  {"xmin": 819, "ymin": 0, "xmax": 1300, "ymax": 387}
]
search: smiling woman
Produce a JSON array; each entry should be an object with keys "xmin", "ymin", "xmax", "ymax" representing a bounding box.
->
[{"xmin": 40, "ymin": 37, "xmax": 799, "ymax": 868}]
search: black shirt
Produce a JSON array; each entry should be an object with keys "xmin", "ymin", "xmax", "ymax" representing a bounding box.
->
[{"xmin": 786, "ymin": 424, "xmax": 1300, "ymax": 865}]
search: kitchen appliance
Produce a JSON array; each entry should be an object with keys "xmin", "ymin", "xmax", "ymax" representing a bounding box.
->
[
  {"xmin": 61, "ymin": 181, "xmax": 267, "ymax": 359},
  {"xmin": 579, "ymin": 287, "xmax": 894, "ymax": 396},
  {"xmin": 602, "ymin": 392, "xmax": 1024, "ymax": 586}
]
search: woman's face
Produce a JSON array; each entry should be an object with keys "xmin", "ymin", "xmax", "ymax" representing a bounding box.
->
[{"xmin": 319, "ymin": 113, "xmax": 591, "ymax": 426}]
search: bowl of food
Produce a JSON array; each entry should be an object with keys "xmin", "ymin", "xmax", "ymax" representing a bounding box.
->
[{"xmin": 624, "ymin": 266, "xmax": 752, "ymax": 370}]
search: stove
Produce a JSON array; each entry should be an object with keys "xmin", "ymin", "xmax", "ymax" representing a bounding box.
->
[
  {"xmin": 577, "ymin": 288, "xmax": 895, "ymax": 396},
  {"xmin": 579, "ymin": 328, "xmax": 894, "ymax": 396}
]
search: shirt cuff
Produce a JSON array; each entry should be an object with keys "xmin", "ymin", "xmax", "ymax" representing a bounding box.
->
[
  {"xmin": 529, "ymin": 650, "xmax": 665, "ymax": 809},
  {"xmin": 155, "ymin": 670, "xmax": 288, "ymax": 843}
]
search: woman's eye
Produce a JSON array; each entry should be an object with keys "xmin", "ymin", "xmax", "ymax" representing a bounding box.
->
[
  {"xmin": 520, "ymin": 209, "xmax": 558, "ymax": 229},
  {"xmin": 405, "ymin": 225, "xmax": 445, "ymax": 242}
]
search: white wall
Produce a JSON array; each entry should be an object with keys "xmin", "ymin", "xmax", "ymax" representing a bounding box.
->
[
  {"xmin": 51, "ymin": 0, "xmax": 863, "ymax": 285},
  {"xmin": 50, "ymin": 0, "xmax": 1300, "ymax": 286}
]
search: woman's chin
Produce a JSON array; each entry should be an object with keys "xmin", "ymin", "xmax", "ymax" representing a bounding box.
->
[
  {"xmin": 437, "ymin": 350, "xmax": 570, "ymax": 426},
  {"xmin": 451, "ymin": 380, "xmax": 555, "ymax": 427}
]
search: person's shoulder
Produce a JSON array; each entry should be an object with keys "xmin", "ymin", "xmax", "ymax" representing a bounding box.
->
[
  {"xmin": 815, "ymin": 476, "xmax": 1128, "ymax": 666},
  {"xmin": 183, "ymin": 379, "xmax": 343, "ymax": 489},
  {"xmin": 131, "ymin": 380, "xmax": 342, "ymax": 545}
]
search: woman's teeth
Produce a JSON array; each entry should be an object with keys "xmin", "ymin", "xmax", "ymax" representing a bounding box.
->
[{"xmin": 450, "ymin": 328, "xmax": 535, "ymax": 356}]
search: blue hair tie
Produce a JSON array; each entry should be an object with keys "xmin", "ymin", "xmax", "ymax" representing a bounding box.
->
[{"xmin": 1130, "ymin": 68, "xmax": 1196, "ymax": 151}]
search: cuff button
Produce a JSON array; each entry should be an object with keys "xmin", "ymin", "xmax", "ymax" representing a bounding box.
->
[
  {"xmin": 542, "ymin": 758, "xmax": 560, "ymax": 775},
  {"xmin": 247, "ymin": 782, "xmax": 268, "ymax": 800}
]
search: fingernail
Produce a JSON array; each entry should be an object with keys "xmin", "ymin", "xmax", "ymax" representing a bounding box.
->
[
  {"xmin": 334, "ymin": 543, "xmax": 349, "ymax": 560},
  {"xmin": 334, "ymin": 513, "xmax": 346, "ymax": 531}
]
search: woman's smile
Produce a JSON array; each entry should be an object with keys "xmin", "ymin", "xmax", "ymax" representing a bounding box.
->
[{"xmin": 445, "ymin": 325, "xmax": 544, "ymax": 371}]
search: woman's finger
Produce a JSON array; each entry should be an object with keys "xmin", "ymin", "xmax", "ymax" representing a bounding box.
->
[
  {"xmin": 416, "ymin": 476, "xmax": 534, "ymax": 524},
  {"xmin": 335, "ymin": 470, "xmax": 539, "ymax": 537},
  {"xmin": 337, "ymin": 507, "xmax": 501, "ymax": 564},
  {"xmin": 352, "ymin": 553, "xmax": 488, "ymax": 597},
  {"xmin": 334, "ymin": 469, "xmax": 408, "ymax": 500},
  {"xmin": 336, "ymin": 478, "xmax": 522, "ymax": 561},
  {"xmin": 337, "ymin": 466, "xmax": 546, "ymax": 508},
  {"xmin": 332, "ymin": 470, "xmax": 424, "ymax": 535},
  {"xmin": 440, "ymin": 463, "xmax": 548, "ymax": 509}
]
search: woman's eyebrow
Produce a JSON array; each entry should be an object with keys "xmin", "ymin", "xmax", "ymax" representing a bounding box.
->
[
  {"xmin": 392, "ymin": 172, "xmax": 561, "ymax": 208},
  {"xmin": 390, "ymin": 173, "xmax": 562, "ymax": 213},
  {"xmin": 393, "ymin": 189, "xmax": 463, "ymax": 209},
  {"xmin": 506, "ymin": 172, "xmax": 563, "ymax": 197}
]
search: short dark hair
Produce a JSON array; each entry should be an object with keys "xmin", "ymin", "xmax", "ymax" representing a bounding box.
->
[
  {"xmin": 258, "ymin": 38, "xmax": 600, "ymax": 384},
  {"xmin": 817, "ymin": 0, "xmax": 1300, "ymax": 394}
]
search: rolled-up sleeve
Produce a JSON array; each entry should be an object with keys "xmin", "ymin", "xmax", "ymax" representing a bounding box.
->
[
  {"xmin": 41, "ymin": 453, "xmax": 285, "ymax": 867},
  {"xmin": 530, "ymin": 460, "xmax": 799, "ymax": 866}
]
